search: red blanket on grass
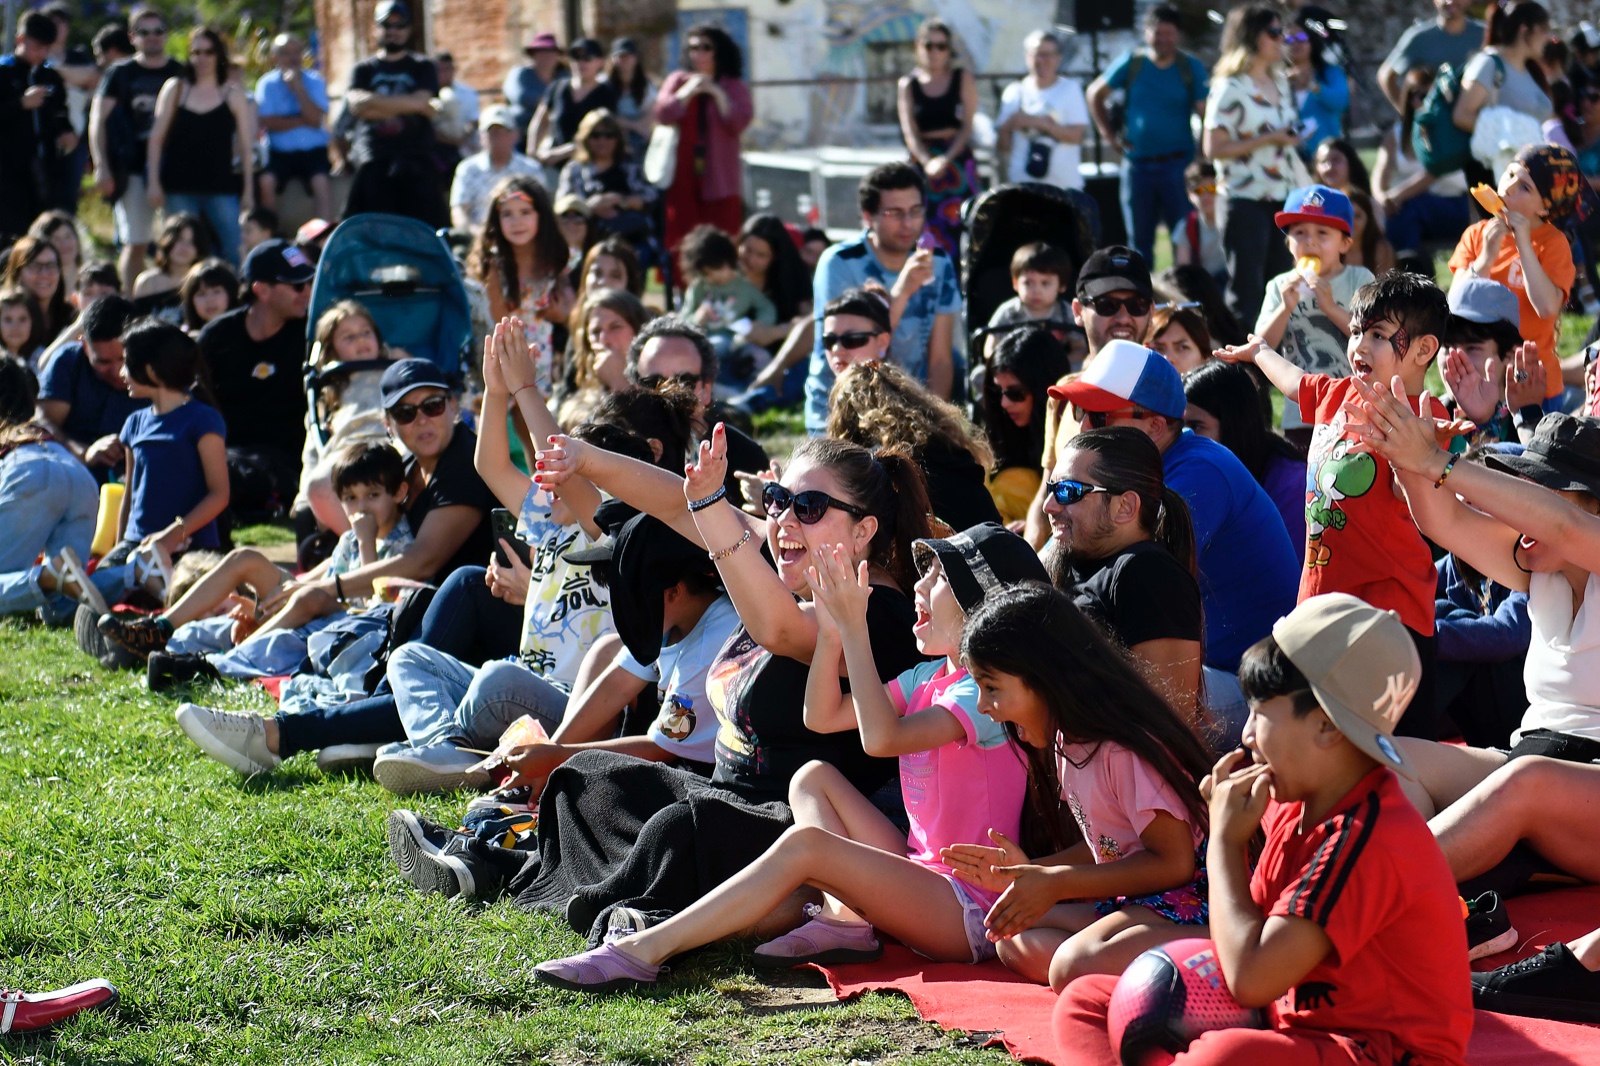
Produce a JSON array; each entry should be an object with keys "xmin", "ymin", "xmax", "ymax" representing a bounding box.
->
[{"xmin": 811, "ymin": 887, "xmax": 1600, "ymax": 1064}]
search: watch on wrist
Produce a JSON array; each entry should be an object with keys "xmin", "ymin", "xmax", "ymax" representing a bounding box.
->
[{"xmin": 1512, "ymin": 404, "xmax": 1544, "ymax": 430}]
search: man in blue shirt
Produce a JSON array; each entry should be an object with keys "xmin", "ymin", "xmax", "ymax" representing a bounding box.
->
[
  {"xmin": 1086, "ymin": 5, "xmax": 1208, "ymax": 266},
  {"xmin": 35, "ymin": 295, "xmax": 144, "ymax": 484},
  {"xmin": 805, "ymin": 162, "xmax": 961, "ymax": 435},
  {"xmin": 255, "ymin": 33, "xmax": 333, "ymax": 222},
  {"xmin": 1050, "ymin": 337, "xmax": 1300, "ymax": 676}
]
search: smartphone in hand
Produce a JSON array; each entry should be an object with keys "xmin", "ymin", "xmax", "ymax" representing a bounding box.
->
[{"xmin": 490, "ymin": 508, "xmax": 534, "ymax": 568}]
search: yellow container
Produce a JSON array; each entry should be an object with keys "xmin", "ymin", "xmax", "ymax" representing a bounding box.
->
[{"xmin": 89, "ymin": 482, "xmax": 124, "ymax": 558}]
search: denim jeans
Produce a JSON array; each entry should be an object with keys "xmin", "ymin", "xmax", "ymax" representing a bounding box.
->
[
  {"xmin": 389, "ymin": 645, "xmax": 566, "ymax": 748},
  {"xmin": 1218, "ymin": 196, "xmax": 1293, "ymax": 328},
  {"xmin": 1384, "ymin": 193, "xmax": 1471, "ymax": 257},
  {"xmin": 165, "ymin": 193, "xmax": 242, "ymax": 266},
  {"xmin": 1120, "ymin": 156, "xmax": 1193, "ymax": 267},
  {"xmin": 0, "ymin": 442, "xmax": 98, "ymax": 623}
]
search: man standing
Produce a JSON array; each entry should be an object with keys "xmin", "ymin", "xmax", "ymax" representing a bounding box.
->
[
  {"xmin": 255, "ymin": 34, "xmax": 333, "ymax": 223},
  {"xmin": 0, "ymin": 12, "xmax": 73, "ymax": 241},
  {"xmin": 1378, "ymin": 0, "xmax": 1486, "ymax": 112},
  {"xmin": 343, "ymin": 1, "xmax": 444, "ymax": 227},
  {"xmin": 198, "ymin": 240, "xmax": 313, "ymax": 519},
  {"xmin": 42, "ymin": 2, "xmax": 98, "ymax": 215},
  {"xmin": 502, "ymin": 32, "xmax": 564, "ymax": 149},
  {"xmin": 1050, "ymin": 339, "xmax": 1301, "ymax": 688},
  {"xmin": 1087, "ymin": 6, "xmax": 1209, "ymax": 266},
  {"xmin": 449, "ymin": 104, "xmax": 541, "ymax": 229},
  {"xmin": 805, "ymin": 162, "xmax": 960, "ymax": 435},
  {"xmin": 90, "ymin": 6, "xmax": 182, "ymax": 291}
]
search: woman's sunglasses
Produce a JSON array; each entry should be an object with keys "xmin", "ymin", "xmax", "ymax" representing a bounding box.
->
[
  {"xmin": 922, "ymin": 39, "xmax": 950, "ymax": 51},
  {"xmin": 1087, "ymin": 294, "xmax": 1152, "ymax": 318},
  {"xmin": 1284, "ymin": 31, "xmax": 1309, "ymax": 43},
  {"xmin": 388, "ymin": 394, "xmax": 449, "ymax": 424},
  {"xmin": 822, "ymin": 330, "xmax": 883, "ymax": 351},
  {"xmin": 762, "ymin": 482, "xmax": 868, "ymax": 524},
  {"xmin": 1044, "ymin": 478, "xmax": 1114, "ymax": 507},
  {"xmin": 999, "ymin": 385, "xmax": 1030, "ymax": 403}
]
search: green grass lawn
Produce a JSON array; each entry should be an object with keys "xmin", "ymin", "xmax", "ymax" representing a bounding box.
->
[{"xmin": 0, "ymin": 619, "xmax": 1015, "ymax": 1064}]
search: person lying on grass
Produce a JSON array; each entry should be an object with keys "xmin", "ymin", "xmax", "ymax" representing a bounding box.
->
[
  {"xmin": 531, "ymin": 524, "xmax": 1046, "ymax": 991},
  {"xmin": 97, "ymin": 440, "xmax": 413, "ymax": 660}
]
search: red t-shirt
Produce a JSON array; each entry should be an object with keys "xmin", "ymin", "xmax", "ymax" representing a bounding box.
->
[
  {"xmin": 1447, "ymin": 220, "xmax": 1575, "ymax": 399},
  {"xmin": 1251, "ymin": 767, "xmax": 1473, "ymax": 1066},
  {"xmin": 1299, "ymin": 374, "xmax": 1441, "ymax": 634}
]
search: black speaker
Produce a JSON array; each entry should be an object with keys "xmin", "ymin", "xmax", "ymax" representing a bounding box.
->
[{"xmin": 1065, "ymin": 0, "xmax": 1135, "ymax": 32}]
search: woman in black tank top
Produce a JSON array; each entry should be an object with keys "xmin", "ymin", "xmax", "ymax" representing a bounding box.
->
[
  {"xmin": 897, "ymin": 19, "xmax": 984, "ymax": 256},
  {"xmin": 145, "ymin": 26, "xmax": 255, "ymax": 265}
]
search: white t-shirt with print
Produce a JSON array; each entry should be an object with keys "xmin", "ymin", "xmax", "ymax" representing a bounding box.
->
[
  {"xmin": 515, "ymin": 484, "xmax": 614, "ymax": 690},
  {"xmin": 616, "ymin": 594, "xmax": 741, "ymax": 765},
  {"xmin": 998, "ymin": 76, "xmax": 1089, "ymax": 189}
]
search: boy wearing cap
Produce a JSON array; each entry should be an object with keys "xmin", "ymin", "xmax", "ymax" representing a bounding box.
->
[
  {"xmin": 1256, "ymin": 184, "xmax": 1376, "ymax": 436},
  {"xmin": 1221, "ymin": 271, "xmax": 1451, "ymax": 736},
  {"xmin": 1053, "ymin": 594, "xmax": 1473, "ymax": 1066},
  {"xmin": 1438, "ymin": 274, "xmax": 1528, "ymax": 445}
]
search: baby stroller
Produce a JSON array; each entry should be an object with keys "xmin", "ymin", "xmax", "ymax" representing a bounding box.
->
[{"xmin": 304, "ymin": 213, "xmax": 473, "ymax": 448}]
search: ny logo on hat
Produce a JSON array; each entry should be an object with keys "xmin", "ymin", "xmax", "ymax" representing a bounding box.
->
[{"xmin": 1372, "ymin": 672, "xmax": 1418, "ymax": 723}]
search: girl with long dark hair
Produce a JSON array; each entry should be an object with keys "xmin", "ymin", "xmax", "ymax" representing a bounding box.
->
[
  {"xmin": 983, "ymin": 324, "xmax": 1069, "ymax": 523},
  {"xmin": 469, "ymin": 174, "xmax": 570, "ymax": 392}
]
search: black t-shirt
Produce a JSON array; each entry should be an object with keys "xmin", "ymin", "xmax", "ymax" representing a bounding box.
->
[
  {"xmin": 0, "ymin": 56, "xmax": 69, "ymax": 170},
  {"xmin": 1068, "ymin": 540, "xmax": 1203, "ymax": 650},
  {"xmin": 403, "ymin": 424, "xmax": 496, "ymax": 584},
  {"xmin": 348, "ymin": 54, "xmax": 438, "ymax": 164},
  {"xmin": 920, "ymin": 438, "xmax": 1002, "ymax": 533},
  {"xmin": 96, "ymin": 57, "xmax": 185, "ymax": 167},
  {"xmin": 709, "ymin": 583, "xmax": 921, "ymax": 805},
  {"xmin": 197, "ymin": 306, "xmax": 308, "ymax": 458},
  {"xmin": 543, "ymin": 77, "xmax": 618, "ymax": 147}
]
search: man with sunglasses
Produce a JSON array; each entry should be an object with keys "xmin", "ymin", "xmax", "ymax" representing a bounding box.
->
[
  {"xmin": 1051, "ymin": 339, "xmax": 1300, "ymax": 695},
  {"xmin": 198, "ymin": 240, "xmax": 313, "ymax": 518},
  {"xmin": 343, "ymin": 0, "xmax": 445, "ymax": 227},
  {"xmin": 89, "ymin": 5, "xmax": 182, "ymax": 289}
]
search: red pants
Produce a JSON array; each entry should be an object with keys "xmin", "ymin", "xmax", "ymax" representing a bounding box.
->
[{"xmin": 1053, "ymin": 975, "xmax": 1391, "ymax": 1066}]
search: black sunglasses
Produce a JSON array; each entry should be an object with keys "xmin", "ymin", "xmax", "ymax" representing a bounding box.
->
[
  {"xmin": 638, "ymin": 371, "xmax": 703, "ymax": 390},
  {"xmin": 388, "ymin": 394, "xmax": 450, "ymax": 424},
  {"xmin": 1265, "ymin": 24, "xmax": 1284, "ymax": 38},
  {"xmin": 1070, "ymin": 402, "xmax": 1148, "ymax": 428},
  {"xmin": 822, "ymin": 330, "xmax": 883, "ymax": 351},
  {"xmin": 762, "ymin": 482, "xmax": 868, "ymax": 524},
  {"xmin": 1045, "ymin": 478, "xmax": 1114, "ymax": 507},
  {"xmin": 923, "ymin": 39, "xmax": 951, "ymax": 51},
  {"xmin": 1087, "ymin": 294, "xmax": 1152, "ymax": 318},
  {"xmin": 276, "ymin": 279, "xmax": 311, "ymax": 292},
  {"xmin": 999, "ymin": 385, "xmax": 1031, "ymax": 403},
  {"xmin": 134, "ymin": 25, "xmax": 167, "ymax": 36}
]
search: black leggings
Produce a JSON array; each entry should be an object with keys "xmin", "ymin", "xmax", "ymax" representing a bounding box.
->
[{"xmin": 1218, "ymin": 196, "xmax": 1294, "ymax": 328}]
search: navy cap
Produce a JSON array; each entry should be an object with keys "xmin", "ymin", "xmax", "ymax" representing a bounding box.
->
[
  {"xmin": 1076, "ymin": 245, "xmax": 1152, "ymax": 301},
  {"xmin": 242, "ymin": 239, "xmax": 315, "ymax": 286},
  {"xmin": 379, "ymin": 358, "xmax": 452, "ymax": 409},
  {"xmin": 1447, "ymin": 274, "xmax": 1521, "ymax": 329}
]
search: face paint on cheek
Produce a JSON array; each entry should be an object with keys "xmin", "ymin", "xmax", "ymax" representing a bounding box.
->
[{"xmin": 1391, "ymin": 326, "xmax": 1410, "ymax": 363}]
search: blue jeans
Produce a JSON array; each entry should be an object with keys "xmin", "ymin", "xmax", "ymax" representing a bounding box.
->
[
  {"xmin": 1120, "ymin": 156, "xmax": 1192, "ymax": 266},
  {"xmin": 1385, "ymin": 193, "xmax": 1472, "ymax": 257},
  {"xmin": 0, "ymin": 442, "xmax": 98, "ymax": 624},
  {"xmin": 166, "ymin": 193, "xmax": 242, "ymax": 265},
  {"xmin": 389, "ymin": 646, "xmax": 566, "ymax": 748}
]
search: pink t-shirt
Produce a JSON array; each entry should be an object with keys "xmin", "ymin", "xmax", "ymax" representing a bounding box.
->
[
  {"xmin": 1059, "ymin": 740, "xmax": 1204, "ymax": 864},
  {"xmin": 888, "ymin": 660, "xmax": 1028, "ymax": 907}
]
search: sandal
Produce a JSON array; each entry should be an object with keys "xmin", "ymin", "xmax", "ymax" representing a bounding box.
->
[
  {"xmin": 131, "ymin": 541, "xmax": 173, "ymax": 603},
  {"xmin": 45, "ymin": 547, "xmax": 109, "ymax": 616}
]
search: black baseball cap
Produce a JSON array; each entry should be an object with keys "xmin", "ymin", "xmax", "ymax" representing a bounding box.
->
[
  {"xmin": 242, "ymin": 239, "xmax": 315, "ymax": 286},
  {"xmin": 610, "ymin": 37, "xmax": 639, "ymax": 57},
  {"xmin": 379, "ymin": 359, "xmax": 452, "ymax": 409},
  {"xmin": 912, "ymin": 523, "xmax": 1049, "ymax": 614},
  {"xmin": 568, "ymin": 37, "xmax": 604, "ymax": 60},
  {"xmin": 1076, "ymin": 245, "xmax": 1153, "ymax": 301}
]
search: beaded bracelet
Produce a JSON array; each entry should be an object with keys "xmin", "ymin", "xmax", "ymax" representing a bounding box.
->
[
  {"xmin": 1434, "ymin": 452, "xmax": 1461, "ymax": 489},
  {"xmin": 688, "ymin": 485, "xmax": 727, "ymax": 513},
  {"xmin": 708, "ymin": 527, "xmax": 752, "ymax": 562}
]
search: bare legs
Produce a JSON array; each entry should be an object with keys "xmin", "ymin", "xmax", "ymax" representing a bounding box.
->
[
  {"xmin": 997, "ymin": 905, "xmax": 1201, "ymax": 992},
  {"xmin": 162, "ymin": 547, "xmax": 286, "ymax": 630},
  {"xmin": 1431, "ymin": 756, "xmax": 1600, "ymax": 882},
  {"xmin": 1392, "ymin": 736, "xmax": 1508, "ymax": 819}
]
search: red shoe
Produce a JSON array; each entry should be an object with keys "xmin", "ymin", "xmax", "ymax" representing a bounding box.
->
[{"xmin": 0, "ymin": 979, "xmax": 119, "ymax": 1034}]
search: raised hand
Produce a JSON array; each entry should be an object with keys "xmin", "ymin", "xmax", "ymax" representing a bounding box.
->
[
  {"xmin": 734, "ymin": 459, "xmax": 783, "ymax": 519},
  {"xmin": 533, "ymin": 433, "xmax": 586, "ymax": 492},
  {"xmin": 494, "ymin": 316, "xmax": 538, "ymax": 396},
  {"xmin": 1504, "ymin": 342, "xmax": 1547, "ymax": 411},
  {"xmin": 1213, "ymin": 335, "xmax": 1268, "ymax": 365},
  {"xmin": 1440, "ymin": 346, "xmax": 1499, "ymax": 425},
  {"xmin": 941, "ymin": 828, "xmax": 1030, "ymax": 894},
  {"xmin": 481, "ymin": 331, "xmax": 507, "ymax": 395},
  {"xmin": 684, "ymin": 422, "xmax": 730, "ymax": 506},
  {"xmin": 1340, "ymin": 375, "xmax": 1448, "ymax": 476},
  {"xmin": 807, "ymin": 543, "xmax": 871, "ymax": 631}
]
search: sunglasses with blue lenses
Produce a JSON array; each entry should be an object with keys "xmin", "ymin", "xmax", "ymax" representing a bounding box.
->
[
  {"xmin": 1044, "ymin": 478, "xmax": 1115, "ymax": 507},
  {"xmin": 761, "ymin": 482, "xmax": 868, "ymax": 524}
]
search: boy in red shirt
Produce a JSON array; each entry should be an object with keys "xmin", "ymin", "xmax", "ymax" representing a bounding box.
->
[
  {"xmin": 1218, "ymin": 272, "xmax": 1452, "ymax": 737},
  {"xmin": 1054, "ymin": 594, "xmax": 1473, "ymax": 1066}
]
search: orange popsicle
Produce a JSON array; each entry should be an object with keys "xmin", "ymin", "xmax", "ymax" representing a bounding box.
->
[{"xmin": 1471, "ymin": 184, "xmax": 1505, "ymax": 216}]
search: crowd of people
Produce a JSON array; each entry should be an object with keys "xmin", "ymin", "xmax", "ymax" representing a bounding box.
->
[{"xmin": 11, "ymin": 0, "xmax": 1600, "ymax": 1060}]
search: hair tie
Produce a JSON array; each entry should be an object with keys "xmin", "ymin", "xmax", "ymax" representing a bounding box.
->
[{"xmin": 498, "ymin": 189, "xmax": 535, "ymax": 206}]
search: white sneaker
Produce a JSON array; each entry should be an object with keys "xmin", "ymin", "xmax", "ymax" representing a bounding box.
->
[
  {"xmin": 372, "ymin": 742, "xmax": 491, "ymax": 795},
  {"xmin": 316, "ymin": 742, "xmax": 383, "ymax": 774},
  {"xmin": 174, "ymin": 703, "xmax": 282, "ymax": 775},
  {"xmin": 50, "ymin": 547, "xmax": 109, "ymax": 616}
]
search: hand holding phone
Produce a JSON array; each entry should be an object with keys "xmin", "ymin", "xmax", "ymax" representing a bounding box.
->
[{"xmin": 490, "ymin": 508, "xmax": 534, "ymax": 568}]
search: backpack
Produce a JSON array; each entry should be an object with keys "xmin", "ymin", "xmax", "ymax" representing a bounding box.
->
[
  {"xmin": 1415, "ymin": 54, "xmax": 1504, "ymax": 177},
  {"xmin": 1112, "ymin": 50, "xmax": 1198, "ymax": 136}
]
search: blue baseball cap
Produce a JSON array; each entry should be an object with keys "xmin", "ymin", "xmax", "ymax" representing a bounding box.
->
[
  {"xmin": 1447, "ymin": 274, "xmax": 1521, "ymax": 329},
  {"xmin": 1047, "ymin": 339, "xmax": 1187, "ymax": 420},
  {"xmin": 379, "ymin": 358, "xmax": 452, "ymax": 409},
  {"xmin": 1275, "ymin": 184, "xmax": 1353, "ymax": 236}
]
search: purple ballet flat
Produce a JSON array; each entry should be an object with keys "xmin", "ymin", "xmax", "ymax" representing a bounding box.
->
[{"xmin": 533, "ymin": 942, "xmax": 663, "ymax": 993}]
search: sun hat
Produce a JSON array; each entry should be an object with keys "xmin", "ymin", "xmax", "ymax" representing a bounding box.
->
[
  {"xmin": 1271, "ymin": 593, "xmax": 1422, "ymax": 779},
  {"xmin": 1483, "ymin": 413, "xmax": 1600, "ymax": 499},
  {"xmin": 911, "ymin": 523, "xmax": 1049, "ymax": 614}
]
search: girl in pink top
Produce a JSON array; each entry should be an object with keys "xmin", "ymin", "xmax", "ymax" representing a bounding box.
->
[
  {"xmin": 944, "ymin": 583, "xmax": 1215, "ymax": 992},
  {"xmin": 533, "ymin": 523, "xmax": 1048, "ymax": 991}
]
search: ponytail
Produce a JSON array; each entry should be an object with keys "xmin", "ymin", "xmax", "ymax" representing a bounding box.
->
[
  {"xmin": 1154, "ymin": 486, "xmax": 1197, "ymax": 577},
  {"xmin": 1063, "ymin": 426, "xmax": 1190, "ymax": 566},
  {"xmin": 1485, "ymin": 0, "xmax": 1553, "ymax": 100}
]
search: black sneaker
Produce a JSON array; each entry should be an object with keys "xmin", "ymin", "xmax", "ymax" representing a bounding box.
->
[
  {"xmin": 96, "ymin": 613, "xmax": 171, "ymax": 660},
  {"xmin": 1465, "ymin": 892, "xmax": 1518, "ymax": 960},
  {"xmin": 1473, "ymin": 942, "xmax": 1600, "ymax": 1024},
  {"xmin": 147, "ymin": 651, "xmax": 221, "ymax": 693},
  {"xmin": 386, "ymin": 809, "xmax": 502, "ymax": 902}
]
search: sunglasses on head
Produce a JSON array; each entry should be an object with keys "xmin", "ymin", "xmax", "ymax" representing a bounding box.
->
[
  {"xmin": 388, "ymin": 394, "xmax": 449, "ymax": 424},
  {"xmin": 822, "ymin": 329, "xmax": 884, "ymax": 352},
  {"xmin": 1087, "ymin": 294, "xmax": 1151, "ymax": 318},
  {"xmin": 1045, "ymin": 478, "xmax": 1115, "ymax": 507},
  {"xmin": 999, "ymin": 385, "xmax": 1031, "ymax": 403},
  {"xmin": 762, "ymin": 482, "xmax": 868, "ymax": 524},
  {"xmin": 638, "ymin": 371, "xmax": 703, "ymax": 390}
]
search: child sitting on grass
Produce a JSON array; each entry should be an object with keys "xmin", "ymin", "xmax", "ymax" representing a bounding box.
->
[
  {"xmin": 96, "ymin": 440, "xmax": 413, "ymax": 664},
  {"xmin": 530, "ymin": 524, "xmax": 1046, "ymax": 992},
  {"xmin": 1219, "ymin": 272, "xmax": 1455, "ymax": 737},
  {"xmin": 679, "ymin": 224, "xmax": 777, "ymax": 388},
  {"xmin": 1053, "ymin": 594, "xmax": 1473, "ymax": 1066},
  {"xmin": 984, "ymin": 242, "xmax": 1075, "ymax": 359},
  {"xmin": 1255, "ymin": 184, "xmax": 1375, "ymax": 437},
  {"xmin": 1447, "ymin": 145, "xmax": 1583, "ymax": 410}
]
